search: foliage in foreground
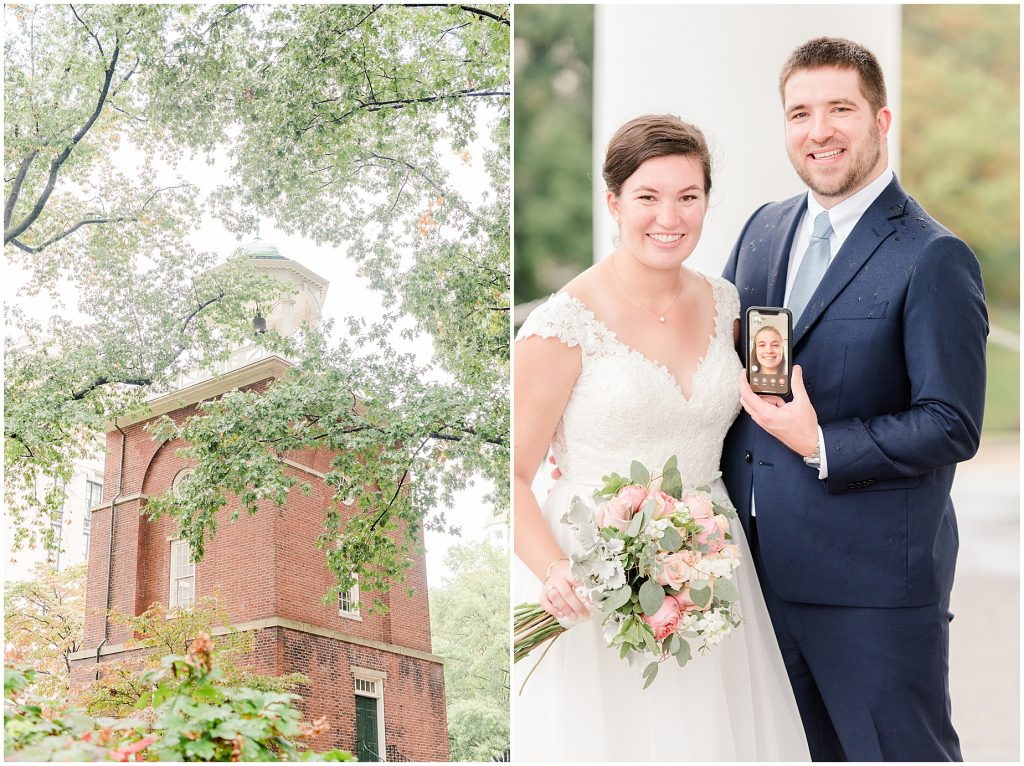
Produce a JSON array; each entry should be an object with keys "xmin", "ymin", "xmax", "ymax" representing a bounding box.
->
[
  {"xmin": 83, "ymin": 597, "xmax": 309, "ymax": 719},
  {"xmin": 3, "ymin": 562, "xmax": 86, "ymax": 701},
  {"xmin": 4, "ymin": 633, "xmax": 351, "ymax": 762}
]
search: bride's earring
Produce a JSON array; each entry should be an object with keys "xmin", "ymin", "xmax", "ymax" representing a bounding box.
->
[{"xmin": 613, "ymin": 216, "xmax": 622, "ymax": 247}]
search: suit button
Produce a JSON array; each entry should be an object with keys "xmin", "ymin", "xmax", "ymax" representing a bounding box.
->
[{"xmin": 744, "ymin": 451, "xmax": 752, "ymax": 463}]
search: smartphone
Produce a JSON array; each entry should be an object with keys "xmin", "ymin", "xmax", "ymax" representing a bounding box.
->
[{"xmin": 745, "ymin": 307, "xmax": 793, "ymax": 396}]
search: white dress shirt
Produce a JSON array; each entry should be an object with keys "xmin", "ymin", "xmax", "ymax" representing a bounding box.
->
[{"xmin": 752, "ymin": 167, "xmax": 893, "ymax": 513}]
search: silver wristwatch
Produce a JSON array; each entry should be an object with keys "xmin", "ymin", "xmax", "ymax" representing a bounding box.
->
[{"xmin": 803, "ymin": 444, "xmax": 821, "ymax": 468}]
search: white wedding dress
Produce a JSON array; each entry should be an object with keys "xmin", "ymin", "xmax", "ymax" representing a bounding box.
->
[{"xmin": 512, "ymin": 274, "xmax": 810, "ymax": 762}]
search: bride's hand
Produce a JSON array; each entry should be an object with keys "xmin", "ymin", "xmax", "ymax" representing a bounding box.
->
[{"xmin": 541, "ymin": 558, "xmax": 590, "ymax": 620}]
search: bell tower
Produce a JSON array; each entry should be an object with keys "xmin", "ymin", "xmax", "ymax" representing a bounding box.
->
[{"xmin": 71, "ymin": 244, "xmax": 449, "ymax": 760}]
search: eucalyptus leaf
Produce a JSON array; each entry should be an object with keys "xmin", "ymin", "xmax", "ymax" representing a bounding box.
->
[
  {"xmin": 625, "ymin": 508, "xmax": 644, "ymax": 538},
  {"xmin": 661, "ymin": 455, "xmax": 678, "ymax": 475},
  {"xmin": 661, "ymin": 468, "xmax": 683, "ymax": 500},
  {"xmin": 674, "ymin": 639, "xmax": 692, "ymax": 667},
  {"xmin": 665, "ymin": 633, "xmax": 681, "ymax": 655},
  {"xmin": 689, "ymin": 582, "xmax": 711, "ymax": 609},
  {"xmin": 659, "ymin": 525, "xmax": 683, "ymax": 553},
  {"xmin": 638, "ymin": 577, "xmax": 666, "ymax": 616},
  {"xmin": 602, "ymin": 584, "xmax": 633, "ymax": 613},
  {"xmin": 630, "ymin": 460, "xmax": 650, "ymax": 486},
  {"xmin": 642, "ymin": 662, "xmax": 659, "ymax": 689},
  {"xmin": 714, "ymin": 577, "xmax": 739, "ymax": 602}
]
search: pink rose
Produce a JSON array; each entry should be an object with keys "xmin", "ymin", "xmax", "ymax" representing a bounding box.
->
[
  {"xmin": 673, "ymin": 587, "xmax": 699, "ymax": 612},
  {"xmin": 694, "ymin": 514, "xmax": 727, "ymax": 553},
  {"xmin": 642, "ymin": 595, "xmax": 682, "ymax": 641},
  {"xmin": 656, "ymin": 552, "xmax": 689, "ymax": 589},
  {"xmin": 681, "ymin": 491, "xmax": 715, "ymax": 519},
  {"xmin": 617, "ymin": 485, "xmax": 649, "ymax": 513},
  {"xmin": 595, "ymin": 495, "xmax": 633, "ymax": 531},
  {"xmin": 651, "ymin": 491, "xmax": 679, "ymax": 519}
]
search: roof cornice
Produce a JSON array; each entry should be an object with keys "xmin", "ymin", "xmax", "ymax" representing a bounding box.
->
[{"xmin": 109, "ymin": 355, "xmax": 293, "ymax": 431}]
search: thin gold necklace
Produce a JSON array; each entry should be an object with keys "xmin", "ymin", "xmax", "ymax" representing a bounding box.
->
[{"xmin": 609, "ymin": 259, "xmax": 684, "ymax": 323}]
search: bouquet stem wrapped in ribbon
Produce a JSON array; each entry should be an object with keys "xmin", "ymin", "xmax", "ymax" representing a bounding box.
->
[{"xmin": 514, "ymin": 456, "xmax": 743, "ymax": 691}]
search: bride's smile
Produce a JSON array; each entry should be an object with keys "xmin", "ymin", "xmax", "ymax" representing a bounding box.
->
[{"xmin": 607, "ymin": 153, "xmax": 708, "ymax": 271}]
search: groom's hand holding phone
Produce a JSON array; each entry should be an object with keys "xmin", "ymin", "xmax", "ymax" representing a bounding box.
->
[{"xmin": 738, "ymin": 365, "xmax": 820, "ymax": 460}]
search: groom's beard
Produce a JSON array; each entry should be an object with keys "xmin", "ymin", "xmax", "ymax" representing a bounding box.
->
[{"xmin": 791, "ymin": 128, "xmax": 883, "ymax": 201}]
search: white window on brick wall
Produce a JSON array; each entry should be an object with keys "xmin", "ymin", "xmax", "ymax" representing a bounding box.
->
[
  {"xmin": 83, "ymin": 480, "xmax": 102, "ymax": 556},
  {"xmin": 339, "ymin": 577, "xmax": 361, "ymax": 620},
  {"xmin": 169, "ymin": 539, "xmax": 196, "ymax": 610},
  {"xmin": 172, "ymin": 468, "xmax": 194, "ymax": 497}
]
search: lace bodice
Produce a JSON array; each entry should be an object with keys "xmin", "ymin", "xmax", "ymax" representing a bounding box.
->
[{"xmin": 517, "ymin": 274, "xmax": 743, "ymax": 486}]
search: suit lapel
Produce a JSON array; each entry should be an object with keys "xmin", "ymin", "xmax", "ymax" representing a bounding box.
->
[
  {"xmin": 766, "ymin": 196, "xmax": 805, "ymax": 308},
  {"xmin": 792, "ymin": 177, "xmax": 908, "ymax": 346}
]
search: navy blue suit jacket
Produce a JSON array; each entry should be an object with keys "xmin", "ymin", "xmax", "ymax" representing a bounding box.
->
[{"xmin": 722, "ymin": 176, "xmax": 988, "ymax": 608}]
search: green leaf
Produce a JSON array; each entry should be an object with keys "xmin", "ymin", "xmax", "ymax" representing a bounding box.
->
[
  {"xmin": 602, "ymin": 584, "xmax": 632, "ymax": 613},
  {"xmin": 659, "ymin": 525, "xmax": 683, "ymax": 552},
  {"xmin": 638, "ymin": 577, "xmax": 665, "ymax": 616},
  {"xmin": 630, "ymin": 460, "xmax": 650, "ymax": 486},
  {"xmin": 660, "ymin": 468, "xmax": 683, "ymax": 500},
  {"xmin": 661, "ymin": 454, "xmax": 678, "ymax": 475},
  {"xmin": 625, "ymin": 507, "xmax": 644, "ymax": 538},
  {"xmin": 714, "ymin": 577, "xmax": 739, "ymax": 602},
  {"xmin": 642, "ymin": 661, "xmax": 659, "ymax": 689},
  {"xmin": 689, "ymin": 582, "xmax": 712, "ymax": 609},
  {"xmin": 665, "ymin": 633, "xmax": 681, "ymax": 655},
  {"xmin": 674, "ymin": 638, "xmax": 692, "ymax": 667}
]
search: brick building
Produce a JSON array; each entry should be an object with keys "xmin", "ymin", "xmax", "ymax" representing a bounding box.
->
[{"xmin": 69, "ymin": 246, "xmax": 449, "ymax": 761}]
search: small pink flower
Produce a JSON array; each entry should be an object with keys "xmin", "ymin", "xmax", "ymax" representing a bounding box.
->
[
  {"xmin": 595, "ymin": 495, "xmax": 633, "ymax": 531},
  {"xmin": 617, "ymin": 484, "xmax": 649, "ymax": 512},
  {"xmin": 694, "ymin": 514, "xmax": 727, "ymax": 553},
  {"xmin": 651, "ymin": 491, "xmax": 679, "ymax": 519},
  {"xmin": 681, "ymin": 491, "xmax": 715, "ymax": 519},
  {"xmin": 656, "ymin": 552, "xmax": 689, "ymax": 589},
  {"xmin": 109, "ymin": 736, "xmax": 155, "ymax": 762},
  {"xmin": 642, "ymin": 595, "xmax": 682, "ymax": 640}
]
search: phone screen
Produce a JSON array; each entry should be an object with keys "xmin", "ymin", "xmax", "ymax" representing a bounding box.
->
[{"xmin": 746, "ymin": 307, "xmax": 792, "ymax": 396}]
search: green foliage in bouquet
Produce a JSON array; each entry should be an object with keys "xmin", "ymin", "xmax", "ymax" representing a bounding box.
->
[{"xmin": 515, "ymin": 456, "xmax": 743, "ymax": 691}]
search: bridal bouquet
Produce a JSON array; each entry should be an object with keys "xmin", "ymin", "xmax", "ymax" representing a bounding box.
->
[{"xmin": 515, "ymin": 456, "xmax": 743, "ymax": 690}]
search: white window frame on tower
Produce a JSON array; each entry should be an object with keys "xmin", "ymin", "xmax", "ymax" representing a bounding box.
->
[
  {"xmin": 168, "ymin": 539, "xmax": 196, "ymax": 610},
  {"xmin": 351, "ymin": 666, "xmax": 387, "ymax": 762},
  {"xmin": 83, "ymin": 479, "xmax": 102, "ymax": 557},
  {"xmin": 338, "ymin": 575, "xmax": 362, "ymax": 621}
]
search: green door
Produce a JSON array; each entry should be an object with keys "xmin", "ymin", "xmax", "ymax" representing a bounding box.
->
[{"xmin": 355, "ymin": 695, "xmax": 380, "ymax": 761}]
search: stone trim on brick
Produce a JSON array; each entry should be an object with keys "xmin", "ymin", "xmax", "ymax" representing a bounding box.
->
[
  {"xmin": 88, "ymin": 493, "xmax": 148, "ymax": 514},
  {"xmin": 69, "ymin": 616, "xmax": 444, "ymax": 666}
]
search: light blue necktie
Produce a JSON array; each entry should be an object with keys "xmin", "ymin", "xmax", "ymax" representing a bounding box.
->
[{"xmin": 788, "ymin": 210, "xmax": 833, "ymax": 323}]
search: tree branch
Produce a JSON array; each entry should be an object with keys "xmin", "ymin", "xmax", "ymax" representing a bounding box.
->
[
  {"xmin": 5, "ymin": 37, "xmax": 121, "ymax": 244},
  {"xmin": 71, "ymin": 375, "xmax": 153, "ymax": 402},
  {"xmin": 4, "ymin": 149, "xmax": 40, "ymax": 231},
  {"xmin": 404, "ymin": 4, "xmax": 510, "ymax": 26}
]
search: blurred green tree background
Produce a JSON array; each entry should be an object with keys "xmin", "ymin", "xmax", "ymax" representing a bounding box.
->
[
  {"xmin": 514, "ymin": 5, "xmax": 1018, "ymax": 432},
  {"xmin": 903, "ymin": 5, "xmax": 1019, "ymax": 433},
  {"xmin": 513, "ymin": 5, "xmax": 593, "ymax": 307}
]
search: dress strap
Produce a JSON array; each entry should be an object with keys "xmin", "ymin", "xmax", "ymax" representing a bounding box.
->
[{"xmin": 708, "ymin": 276, "xmax": 741, "ymax": 340}]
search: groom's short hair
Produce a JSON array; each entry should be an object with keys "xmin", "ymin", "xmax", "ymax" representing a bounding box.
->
[{"xmin": 779, "ymin": 37, "xmax": 888, "ymax": 114}]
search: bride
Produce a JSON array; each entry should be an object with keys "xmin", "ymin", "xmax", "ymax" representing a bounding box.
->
[{"xmin": 512, "ymin": 115, "xmax": 810, "ymax": 761}]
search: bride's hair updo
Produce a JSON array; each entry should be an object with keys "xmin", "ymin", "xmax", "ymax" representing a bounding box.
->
[{"xmin": 602, "ymin": 115, "xmax": 712, "ymax": 198}]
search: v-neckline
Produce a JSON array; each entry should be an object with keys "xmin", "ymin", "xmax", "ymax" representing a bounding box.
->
[{"xmin": 560, "ymin": 274, "xmax": 722, "ymax": 403}]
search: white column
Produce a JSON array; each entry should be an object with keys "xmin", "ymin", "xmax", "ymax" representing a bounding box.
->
[{"xmin": 593, "ymin": 5, "xmax": 901, "ymax": 273}]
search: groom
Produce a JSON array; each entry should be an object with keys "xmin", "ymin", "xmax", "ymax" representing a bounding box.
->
[{"xmin": 722, "ymin": 37, "xmax": 987, "ymax": 761}]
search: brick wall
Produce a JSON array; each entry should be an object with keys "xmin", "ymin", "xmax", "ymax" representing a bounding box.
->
[{"xmin": 77, "ymin": 374, "xmax": 447, "ymax": 759}]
